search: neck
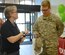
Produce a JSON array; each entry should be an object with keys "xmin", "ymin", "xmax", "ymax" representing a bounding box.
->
[
  {"xmin": 43, "ymin": 12, "xmax": 51, "ymax": 17},
  {"xmin": 9, "ymin": 18, "xmax": 15, "ymax": 24}
]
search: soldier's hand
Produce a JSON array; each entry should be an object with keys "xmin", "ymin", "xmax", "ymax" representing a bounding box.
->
[{"xmin": 34, "ymin": 32, "xmax": 40, "ymax": 38}]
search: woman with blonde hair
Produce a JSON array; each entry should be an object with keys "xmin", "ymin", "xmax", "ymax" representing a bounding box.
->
[{"xmin": 1, "ymin": 5, "xmax": 28, "ymax": 55}]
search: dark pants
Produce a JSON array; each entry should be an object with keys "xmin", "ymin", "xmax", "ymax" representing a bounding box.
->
[
  {"xmin": 8, "ymin": 51, "xmax": 19, "ymax": 55},
  {"xmin": 0, "ymin": 51, "xmax": 3, "ymax": 55},
  {"xmin": 1, "ymin": 51, "xmax": 19, "ymax": 55}
]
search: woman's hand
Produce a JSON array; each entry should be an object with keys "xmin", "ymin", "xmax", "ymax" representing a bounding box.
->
[
  {"xmin": 22, "ymin": 29, "xmax": 30, "ymax": 36},
  {"xmin": 20, "ymin": 37, "xmax": 26, "ymax": 43},
  {"xmin": 34, "ymin": 32, "xmax": 40, "ymax": 38}
]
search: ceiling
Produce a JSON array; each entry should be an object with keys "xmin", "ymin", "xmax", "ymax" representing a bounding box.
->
[
  {"xmin": 0, "ymin": 0, "xmax": 65, "ymax": 5},
  {"xmin": 0, "ymin": 0, "xmax": 64, "ymax": 14}
]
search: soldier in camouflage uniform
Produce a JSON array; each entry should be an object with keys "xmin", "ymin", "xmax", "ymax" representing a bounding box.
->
[{"xmin": 33, "ymin": 0, "xmax": 64, "ymax": 55}]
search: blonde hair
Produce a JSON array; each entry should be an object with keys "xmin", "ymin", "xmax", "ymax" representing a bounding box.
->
[
  {"xmin": 41, "ymin": 0, "xmax": 51, "ymax": 8},
  {"xmin": 4, "ymin": 5, "xmax": 17, "ymax": 19}
]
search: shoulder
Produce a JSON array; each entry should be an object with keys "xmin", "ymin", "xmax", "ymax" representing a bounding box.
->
[
  {"xmin": 51, "ymin": 13, "xmax": 60, "ymax": 18},
  {"xmin": 1, "ymin": 20, "xmax": 10, "ymax": 30},
  {"xmin": 51, "ymin": 13, "xmax": 60, "ymax": 21},
  {"xmin": 1, "ymin": 21, "xmax": 8, "ymax": 27},
  {"xmin": 36, "ymin": 15, "xmax": 43, "ymax": 22},
  {"xmin": 38, "ymin": 15, "xmax": 43, "ymax": 19}
]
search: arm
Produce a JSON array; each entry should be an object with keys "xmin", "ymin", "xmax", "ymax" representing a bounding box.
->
[
  {"xmin": 7, "ymin": 32, "xmax": 24, "ymax": 43},
  {"xmin": 19, "ymin": 30, "xmax": 30, "ymax": 43},
  {"xmin": 32, "ymin": 19, "xmax": 40, "ymax": 38},
  {"xmin": 7, "ymin": 30, "xmax": 29, "ymax": 43},
  {"xmin": 20, "ymin": 37, "xmax": 26, "ymax": 43},
  {"xmin": 56, "ymin": 16, "xmax": 64, "ymax": 37}
]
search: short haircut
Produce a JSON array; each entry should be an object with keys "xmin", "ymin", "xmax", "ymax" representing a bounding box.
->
[
  {"xmin": 4, "ymin": 5, "xmax": 17, "ymax": 19},
  {"xmin": 41, "ymin": 0, "xmax": 51, "ymax": 8}
]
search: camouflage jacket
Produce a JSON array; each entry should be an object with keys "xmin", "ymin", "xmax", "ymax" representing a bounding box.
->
[{"xmin": 33, "ymin": 13, "xmax": 64, "ymax": 53}]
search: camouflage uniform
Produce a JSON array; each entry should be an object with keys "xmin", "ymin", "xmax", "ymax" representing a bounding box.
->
[{"xmin": 33, "ymin": 14, "xmax": 64, "ymax": 55}]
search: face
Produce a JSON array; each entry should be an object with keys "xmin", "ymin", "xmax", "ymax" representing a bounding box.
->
[
  {"xmin": 10, "ymin": 9, "xmax": 18, "ymax": 20},
  {"xmin": 41, "ymin": 6, "xmax": 50, "ymax": 15}
]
